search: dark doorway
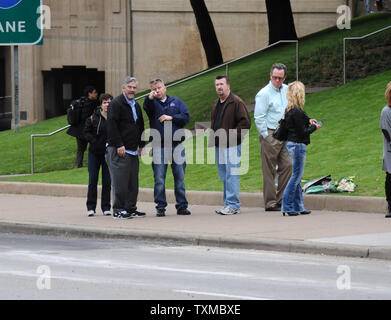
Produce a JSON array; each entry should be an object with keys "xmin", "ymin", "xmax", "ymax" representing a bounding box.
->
[
  {"xmin": 43, "ymin": 66, "xmax": 105, "ymax": 119},
  {"xmin": 0, "ymin": 57, "xmax": 5, "ymax": 97},
  {"xmin": 0, "ymin": 56, "xmax": 11, "ymax": 131}
]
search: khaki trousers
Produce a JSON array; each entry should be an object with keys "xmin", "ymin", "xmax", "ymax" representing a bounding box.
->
[{"xmin": 260, "ymin": 130, "xmax": 292, "ymax": 208}]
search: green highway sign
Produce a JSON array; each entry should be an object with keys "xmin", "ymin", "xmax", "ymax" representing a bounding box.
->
[{"xmin": 0, "ymin": 0, "xmax": 43, "ymax": 45}]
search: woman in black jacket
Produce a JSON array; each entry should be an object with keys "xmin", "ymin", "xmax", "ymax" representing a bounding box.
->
[
  {"xmin": 83, "ymin": 93, "xmax": 113, "ymax": 217},
  {"xmin": 281, "ymin": 82, "xmax": 321, "ymax": 216}
]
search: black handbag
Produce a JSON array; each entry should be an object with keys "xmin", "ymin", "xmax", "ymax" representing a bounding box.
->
[{"xmin": 272, "ymin": 118, "xmax": 288, "ymax": 141}]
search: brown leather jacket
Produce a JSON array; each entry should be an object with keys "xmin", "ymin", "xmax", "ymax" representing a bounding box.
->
[{"xmin": 209, "ymin": 92, "xmax": 251, "ymax": 147}]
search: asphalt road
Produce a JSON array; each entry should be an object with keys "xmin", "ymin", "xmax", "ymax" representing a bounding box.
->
[{"xmin": 0, "ymin": 233, "xmax": 391, "ymax": 300}]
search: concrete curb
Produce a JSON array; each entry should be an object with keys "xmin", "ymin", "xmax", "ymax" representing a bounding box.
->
[
  {"xmin": 1, "ymin": 220, "xmax": 390, "ymax": 260},
  {"xmin": 1, "ymin": 181, "xmax": 390, "ymax": 260},
  {"xmin": 0, "ymin": 181, "xmax": 386, "ymax": 214}
]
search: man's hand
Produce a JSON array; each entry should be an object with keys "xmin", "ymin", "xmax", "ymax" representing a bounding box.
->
[
  {"xmin": 117, "ymin": 146, "xmax": 126, "ymax": 157},
  {"xmin": 138, "ymin": 148, "xmax": 145, "ymax": 156},
  {"xmin": 158, "ymin": 115, "xmax": 173, "ymax": 123},
  {"xmin": 149, "ymin": 91, "xmax": 156, "ymax": 100}
]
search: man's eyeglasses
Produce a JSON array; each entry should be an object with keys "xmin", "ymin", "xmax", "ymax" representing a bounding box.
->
[{"xmin": 272, "ymin": 76, "xmax": 284, "ymax": 81}]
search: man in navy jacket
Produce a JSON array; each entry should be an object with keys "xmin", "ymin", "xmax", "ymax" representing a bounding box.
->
[{"xmin": 143, "ymin": 78, "xmax": 191, "ymax": 217}]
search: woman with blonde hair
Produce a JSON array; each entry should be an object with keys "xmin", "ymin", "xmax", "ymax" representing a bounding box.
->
[
  {"xmin": 380, "ymin": 81, "xmax": 391, "ymax": 218},
  {"xmin": 281, "ymin": 81, "xmax": 321, "ymax": 216}
]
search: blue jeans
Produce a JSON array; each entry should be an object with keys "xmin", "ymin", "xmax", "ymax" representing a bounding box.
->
[
  {"xmin": 87, "ymin": 151, "xmax": 111, "ymax": 212},
  {"xmin": 282, "ymin": 142, "xmax": 307, "ymax": 213},
  {"xmin": 215, "ymin": 145, "xmax": 242, "ymax": 210},
  {"xmin": 365, "ymin": 0, "xmax": 371, "ymax": 13},
  {"xmin": 152, "ymin": 146, "xmax": 188, "ymax": 211}
]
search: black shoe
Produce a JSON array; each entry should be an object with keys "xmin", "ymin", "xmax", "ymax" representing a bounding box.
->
[
  {"xmin": 156, "ymin": 209, "xmax": 166, "ymax": 217},
  {"xmin": 112, "ymin": 211, "xmax": 122, "ymax": 219},
  {"xmin": 300, "ymin": 210, "xmax": 312, "ymax": 215},
  {"xmin": 130, "ymin": 210, "xmax": 146, "ymax": 218},
  {"xmin": 177, "ymin": 208, "xmax": 191, "ymax": 215},
  {"xmin": 113, "ymin": 210, "xmax": 133, "ymax": 219},
  {"xmin": 386, "ymin": 204, "xmax": 391, "ymax": 218},
  {"xmin": 265, "ymin": 205, "xmax": 281, "ymax": 212},
  {"xmin": 282, "ymin": 212, "xmax": 299, "ymax": 216}
]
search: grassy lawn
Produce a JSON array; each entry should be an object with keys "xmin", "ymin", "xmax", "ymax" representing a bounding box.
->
[
  {"xmin": 1, "ymin": 14, "xmax": 391, "ymax": 197},
  {"xmin": 4, "ymin": 69, "xmax": 391, "ymax": 197}
]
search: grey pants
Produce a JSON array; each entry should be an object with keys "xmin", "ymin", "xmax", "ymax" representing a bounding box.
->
[
  {"xmin": 105, "ymin": 146, "xmax": 139, "ymax": 213},
  {"xmin": 260, "ymin": 130, "xmax": 292, "ymax": 209}
]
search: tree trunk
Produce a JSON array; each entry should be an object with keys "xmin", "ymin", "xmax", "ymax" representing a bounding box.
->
[
  {"xmin": 190, "ymin": 0, "xmax": 223, "ymax": 68},
  {"xmin": 265, "ymin": 0, "xmax": 298, "ymax": 45}
]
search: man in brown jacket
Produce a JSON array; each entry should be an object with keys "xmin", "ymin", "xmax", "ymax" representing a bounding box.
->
[{"xmin": 210, "ymin": 75, "xmax": 251, "ymax": 215}]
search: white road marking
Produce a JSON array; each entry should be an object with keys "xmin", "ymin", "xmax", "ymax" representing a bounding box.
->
[
  {"xmin": 174, "ymin": 289, "xmax": 269, "ymax": 300},
  {"xmin": 0, "ymin": 269, "xmax": 150, "ymax": 286},
  {"xmin": 1, "ymin": 250, "xmax": 251, "ymax": 278}
]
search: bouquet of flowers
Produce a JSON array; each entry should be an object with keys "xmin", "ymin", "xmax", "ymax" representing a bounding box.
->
[
  {"xmin": 305, "ymin": 176, "xmax": 356, "ymax": 194},
  {"xmin": 335, "ymin": 176, "xmax": 356, "ymax": 192}
]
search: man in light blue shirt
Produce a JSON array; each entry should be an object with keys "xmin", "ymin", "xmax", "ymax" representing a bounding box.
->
[{"xmin": 254, "ymin": 63, "xmax": 292, "ymax": 212}]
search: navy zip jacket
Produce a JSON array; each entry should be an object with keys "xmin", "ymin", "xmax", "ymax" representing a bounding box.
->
[{"xmin": 143, "ymin": 95, "xmax": 190, "ymax": 146}]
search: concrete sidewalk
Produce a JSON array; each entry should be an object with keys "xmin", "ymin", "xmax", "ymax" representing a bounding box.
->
[{"xmin": 0, "ymin": 182, "xmax": 391, "ymax": 260}]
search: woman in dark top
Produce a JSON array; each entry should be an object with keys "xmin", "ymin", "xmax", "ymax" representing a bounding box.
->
[
  {"xmin": 380, "ymin": 81, "xmax": 391, "ymax": 218},
  {"xmin": 281, "ymin": 81, "xmax": 321, "ymax": 216},
  {"xmin": 84, "ymin": 93, "xmax": 113, "ymax": 217}
]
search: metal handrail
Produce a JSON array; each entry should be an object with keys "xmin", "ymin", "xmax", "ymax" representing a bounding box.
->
[
  {"xmin": 30, "ymin": 125, "xmax": 70, "ymax": 174},
  {"xmin": 30, "ymin": 40, "xmax": 299, "ymax": 174},
  {"xmin": 343, "ymin": 25, "xmax": 391, "ymax": 84}
]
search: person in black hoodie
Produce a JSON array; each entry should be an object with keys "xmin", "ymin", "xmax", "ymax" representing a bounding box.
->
[
  {"xmin": 281, "ymin": 81, "xmax": 321, "ymax": 216},
  {"xmin": 83, "ymin": 93, "xmax": 113, "ymax": 217},
  {"xmin": 67, "ymin": 86, "xmax": 99, "ymax": 168},
  {"xmin": 105, "ymin": 77, "xmax": 146, "ymax": 219}
]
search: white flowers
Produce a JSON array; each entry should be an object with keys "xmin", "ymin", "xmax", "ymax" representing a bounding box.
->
[{"xmin": 336, "ymin": 176, "xmax": 356, "ymax": 192}]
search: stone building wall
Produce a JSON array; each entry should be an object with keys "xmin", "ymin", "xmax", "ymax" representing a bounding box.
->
[{"xmin": 4, "ymin": 0, "xmax": 348, "ymax": 127}]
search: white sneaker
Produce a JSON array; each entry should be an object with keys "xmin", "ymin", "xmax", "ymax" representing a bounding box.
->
[
  {"xmin": 219, "ymin": 207, "xmax": 240, "ymax": 215},
  {"xmin": 103, "ymin": 210, "xmax": 111, "ymax": 216},
  {"xmin": 215, "ymin": 206, "xmax": 227, "ymax": 214},
  {"xmin": 87, "ymin": 210, "xmax": 95, "ymax": 217}
]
